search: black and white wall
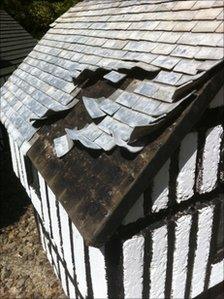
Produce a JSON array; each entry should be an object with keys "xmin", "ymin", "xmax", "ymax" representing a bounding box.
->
[{"xmin": 6, "ymin": 87, "xmax": 224, "ymax": 299}]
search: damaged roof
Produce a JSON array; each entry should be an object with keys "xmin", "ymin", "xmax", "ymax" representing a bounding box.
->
[
  {"xmin": 0, "ymin": 10, "xmax": 36, "ymax": 87},
  {"xmin": 0, "ymin": 0, "xmax": 224, "ymax": 246}
]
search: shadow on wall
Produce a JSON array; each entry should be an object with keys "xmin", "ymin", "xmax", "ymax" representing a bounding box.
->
[{"xmin": 0, "ymin": 123, "xmax": 30, "ymax": 229}]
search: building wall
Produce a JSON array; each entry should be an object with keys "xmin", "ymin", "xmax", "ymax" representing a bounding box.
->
[
  {"xmin": 122, "ymin": 87, "xmax": 224, "ymax": 226},
  {"xmin": 6, "ymin": 88, "xmax": 224, "ymax": 299}
]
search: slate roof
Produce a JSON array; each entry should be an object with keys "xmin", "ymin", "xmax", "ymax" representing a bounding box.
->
[
  {"xmin": 0, "ymin": 0, "xmax": 224, "ymax": 246},
  {"xmin": 0, "ymin": 10, "xmax": 36, "ymax": 87}
]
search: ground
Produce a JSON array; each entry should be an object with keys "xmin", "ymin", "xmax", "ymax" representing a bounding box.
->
[{"xmin": 0, "ymin": 128, "xmax": 66, "ymax": 298}]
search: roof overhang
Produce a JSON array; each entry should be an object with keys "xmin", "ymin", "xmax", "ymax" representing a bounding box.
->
[{"xmin": 28, "ymin": 64, "xmax": 224, "ymax": 247}]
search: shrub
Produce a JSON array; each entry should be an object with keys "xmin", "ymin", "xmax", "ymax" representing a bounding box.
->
[{"xmin": 1, "ymin": 0, "xmax": 81, "ymax": 39}]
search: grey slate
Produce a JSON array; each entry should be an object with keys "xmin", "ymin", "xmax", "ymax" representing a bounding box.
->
[{"xmin": 1, "ymin": 0, "xmax": 224, "ymax": 155}]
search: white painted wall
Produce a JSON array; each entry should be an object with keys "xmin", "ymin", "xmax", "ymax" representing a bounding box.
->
[
  {"xmin": 176, "ymin": 133, "xmax": 197, "ymax": 202},
  {"xmin": 172, "ymin": 214, "xmax": 192, "ymax": 298},
  {"xmin": 59, "ymin": 202, "xmax": 74, "ymax": 276},
  {"xmin": 47, "ymin": 187, "xmax": 63, "ymax": 257},
  {"xmin": 200, "ymin": 125, "xmax": 223, "ymax": 194},
  {"xmin": 209, "ymin": 260, "xmax": 224, "ymax": 288},
  {"xmin": 71, "ymin": 223, "xmax": 88, "ymax": 298},
  {"xmin": 191, "ymin": 206, "xmax": 214, "ymax": 298},
  {"xmin": 89, "ymin": 246, "xmax": 108, "ymax": 298},
  {"xmin": 123, "ymin": 235, "xmax": 144, "ymax": 299},
  {"xmin": 8, "ymin": 135, "xmax": 19, "ymax": 177},
  {"xmin": 150, "ymin": 225, "xmax": 168, "ymax": 299},
  {"xmin": 152, "ymin": 159, "xmax": 170, "ymax": 212},
  {"xmin": 38, "ymin": 173, "xmax": 52, "ymax": 236}
]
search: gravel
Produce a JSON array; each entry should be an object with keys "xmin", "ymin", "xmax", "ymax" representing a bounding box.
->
[{"xmin": 0, "ymin": 205, "xmax": 66, "ymax": 298}]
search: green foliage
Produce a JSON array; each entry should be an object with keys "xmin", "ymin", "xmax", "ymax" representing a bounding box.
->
[{"xmin": 1, "ymin": 0, "xmax": 81, "ymax": 39}]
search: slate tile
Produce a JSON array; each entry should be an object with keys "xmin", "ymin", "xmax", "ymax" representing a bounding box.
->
[
  {"xmin": 115, "ymin": 91, "xmax": 140, "ymax": 108},
  {"xmin": 135, "ymin": 62, "xmax": 160, "ymax": 73},
  {"xmin": 216, "ymin": 23, "xmax": 224, "ymax": 33},
  {"xmin": 66, "ymin": 128, "xmax": 101, "ymax": 150},
  {"xmin": 151, "ymin": 55, "xmax": 180, "ymax": 70},
  {"xmin": 171, "ymin": 45, "xmax": 200, "ymax": 59},
  {"xmin": 216, "ymin": 11, "xmax": 224, "ymax": 20},
  {"xmin": 103, "ymin": 71, "xmax": 126, "ymax": 84},
  {"xmin": 194, "ymin": 47, "xmax": 224, "ymax": 60},
  {"xmin": 174, "ymin": 59, "xmax": 201, "ymax": 75},
  {"xmin": 54, "ymin": 134, "xmax": 74, "ymax": 158},
  {"xmin": 212, "ymin": 1, "xmax": 224, "ymax": 8},
  {"xmin": 155, "ymin": 21, "xmax": 175, "ymax": 31},
  {"xmin": 98, "ymin": 116, "xmax": 133, "ymax": 141},
  {"xmin": 124, "ymin": 40, "xmax": 157, "ymax": 52},
  {"xmin": 78, "ymin": 123, "xmax": 103, "ymax": 142},
  {"xmin": 128, "ymin": 20, "xmax": 160, "ymax": 31},
  {"xmin": 103, "ymin": 39, "xmax": 128, "ymax": 50},
  {"xmin": 173, "ymin": 10, "xmax": 197, "ymax": 21},
  {"xmin": 134, "ymin": 80, "xmax": 158, "ymax": 98},
  {"xmin": 95, "ymin": 132, "xmax": 116, "ymax": 151},
  {"xmin": 177, "ymin": 32, "xmax": 200, "ymax": 45},
  {"xmin": 123, "ymin": 51, "xmax": 157, "ymax": 64},
  {"xmin": 197, "ymin": 60, "xmax": 221, "ymax": 72},
  {"xmin": 176, "ymin": 74, "xmax": 192, "ymax": 86},
  {"xmin": 157, "ymin": 31, "xmax": 183, "ymax": 43},
  {"xmin": 151, "ymin": 43, "xmax": 176, "ymax": 55},
  {"xmin": 192, "ymin": 1, "xmax": 218, "ymax": 10},
  {"xmin": 82, "ymin": 96, "xmax": 106, "ymax": 119},
  {"xmin": 192, "ymin": 21, "xmax": 221, "ymax": 33},
  {"xmin": 201, "ymin": 33, "xmax": 223, "ymax": 47},
  {"xmin": 154, "ymin": 71, "xmax": 182, "ymax": 86},
  {"xmin": 140, "ymin": 31, "xmax": 163, "ymax": 42},
  {"xmin": 172, "ymin": 1, "xmax": 196, "ymax": 11},
  {"xmin": 99, "ymin": 98, "xmax": 120, "ymax": 115},
  {"xmin": 194, "ymin": 8, "xmax": 223, "ymax": 20},
  {"xmin": 132, "ymin": 96, "xmax": 161, "ymax": 115},
  {"xmin": 155, "ymin": 2, "xmax": 176, "ymax": 12},
  {"xmin": 114, "ymin": 106, "xmax": 155, "ymax": 127},
  {"xmin": 153, "ymin": 84, "xmax": 176, "ymax": 103}
]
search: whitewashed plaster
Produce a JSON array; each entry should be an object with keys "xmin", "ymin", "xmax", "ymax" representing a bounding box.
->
[
  {"xmin": 200, "ymin": 125, "xmax": 223, "ymax": 194},
  {"xmin": 8, "ymin": 135, "xmax": 19, "ymax": 177},
  {"xmin": 59, "ymin": 260, "xmax": 68, "ymax": 296},
  {"xmin": 59, "ymin": 202, "xmax": 74, "ymax": 276},
  {"xmin": 68, "ymin": 277, "xmax": 76, "ymax": 299},
  {"xmin": 152, "ymin": 159, "xmax": 170, "ymax": 212},
  {"xmin": 209, "ymin": 87, "xmax": 224, "ymax": 108},
  {"xmin": 14, "ymin": 142, "xmax": 25, "ymax": 187},
  {"xmin": 72, "ymin": 223, "xmax": 88, "ymax": 298},
  {"xmin": 209, "ymin": 260, "xmax": 224, "ymax": 288},
  {"xmin": 191, "ymin": 206, "xmax": 214, "ymax": 298},
  {"xmin": 122, "ymin": 194, "xmax": 144, "ymax": 225},
  {"xmin": 47, "ymin": 187, "xmax": 63, "ymax": 257},
  {"xmin": 123, "ymin": 235, "xmax": 144, "ymax": 299},
  {"xmin": 38, "ymin": 173, "xmax": 52, "ymax": 236},
  {"xmin": 150, "ymin": 225, "xmax": 168, "ymax": 299},
  {"xmin": 177, "ymin": 133, "xmax": 197, "ymax": 202},
  {"xmin": 89, "ymin": 246, "xmax": 108, "ymax": 298},
  {"xmin": 172, "ymin": 214, "xmax": 192, "ymax": 298}
]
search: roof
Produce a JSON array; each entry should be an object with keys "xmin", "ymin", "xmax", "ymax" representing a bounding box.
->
[
  {"xmin": 0, "ymin": 0, "xmax": 224, "ymax": 246},
  {"xmin": 0, "ymin": 10, "xmax": 36, "ymax": 87}
]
